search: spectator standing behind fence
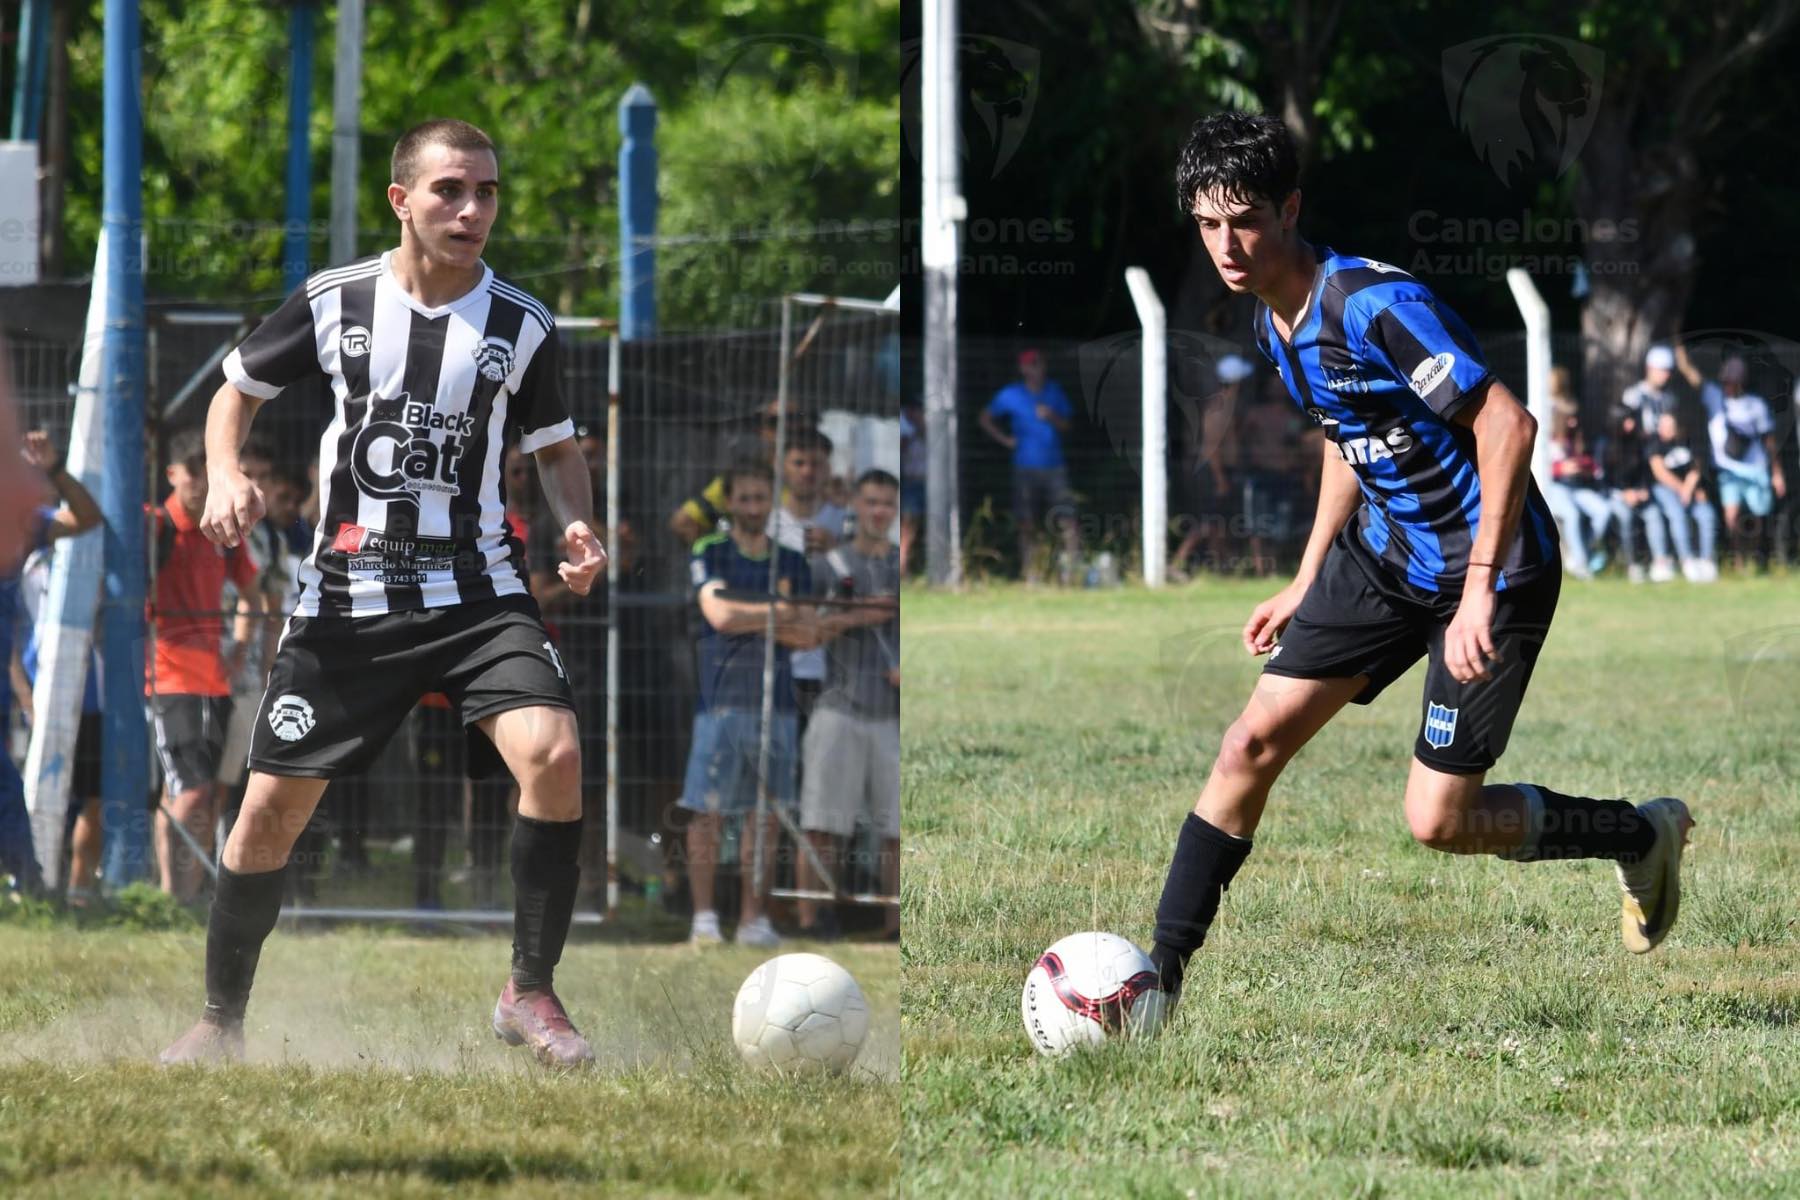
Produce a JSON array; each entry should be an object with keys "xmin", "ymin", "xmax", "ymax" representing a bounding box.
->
[
  {"xmin": 899, "ymin": 401, "xmax": 927, "ymax": 575},
  {"xmin": 1605, "ymin": 351, "xmax": 1675, "ymax": 583},
  {"xmin": 1235, "ymin": 371, "xmax": 1313, "ymax": 575},
  {"xmin": 1646, "ymin": 410, "xmax": 1719, "ymax": 583},
  {"xmin": 1169, "ymin": 354, "xmax": 1251, "ymax": 580},
  {"xmin": 1542, "ymin": 370, "xmax": 1613, "ymax": 580},
  {"xmin": 979, "ymin": 348, "xmax": 1082, "ymax": 583},
  {"xmin": 1, "ymin": 432, "xmax": 102, "ymax": 895},
  {"xmin": 17, "ymin": 550, "xmax": 106, "ymax": 905},
  {"xmin": 669, "ymin": 399, "xmax": 791, "ymax": 549},
  {"xmin": 1696, "ymin": 355, "xmax": 1785, "ymax": 572},
  {"xmin": 772, "ymin": 430, "xmax": 846, "ymax": 724},
  {"xmin": 148, "ymin": 430, "xmax": 268, "ymax": 902},
  {"xmin": 1622, "ymin": 344, "xmax": 1680, "ymax": 426},
  {"xmin": 797, "ymin": 470, "xmax": 901, "ymax": 941},
  {"xmin": 680, "ymin": 463, "xmax": 821, "ymax": 948}
]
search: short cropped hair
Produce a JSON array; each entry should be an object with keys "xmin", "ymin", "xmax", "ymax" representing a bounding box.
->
[
  {"xmin": 166, "ymin": 429, "xmax": 206, "ymax": 474},
  {"xmin": 1174, "ymin": 111, "xmax": 1300, "ymax": 216},
  {"xmin": 392, "ymin": 119, "xmax": 497, "ymax": 188},
  {"xmin": 724, "ymin": 461, "xmax": 775, "ymax": 498},
  {"xmin": 855, "ymin": 468, "xmax": 899, "ymax": 492},
  {"xmin": 785, "ymin": 428, "xmax": 834, "ymax": 455}
]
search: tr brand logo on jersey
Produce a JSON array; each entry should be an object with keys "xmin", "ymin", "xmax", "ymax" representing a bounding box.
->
[
  {"xmin": 1409, "ymin": 352, "xmax": 1456, "ymax": 398},
  {"xmin": 473, "ymin": 337, "xmax": 516, "ymax": 383},
  {"xmin": 1424, "ymin": 703, "xmax": 1458, "ymax": 749},
  {"xmin": 340, "ymin": 326, "xmax": 371, "ymax": 358}
]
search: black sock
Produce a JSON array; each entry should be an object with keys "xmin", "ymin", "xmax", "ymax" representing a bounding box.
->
[
  {"xmin": 1151, "ymin": 814, "xmax": 1254, "ymax": 994},
  {"xmin": 1500, "ymin": 784, "xmax": 1656, "ymax": 865},
  {"xmin": 203, "ymin": 864, "xmax": 286, "ymax": 1026},
  {"xmin": 510, "ymin": 815, "xmax": 582, "ymax": 992}
]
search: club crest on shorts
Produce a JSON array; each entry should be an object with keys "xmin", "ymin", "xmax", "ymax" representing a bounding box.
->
[
  {"xmin": 268, "ymin": 693, "xmax": 317, "ymax": 743},
  {"xmin": 1424, "ymin": 702, "xmax": 1458, "ymax": 749},
  {"xmin": 473, "ymin": 337, "xmax": 516, "ymax": 382}
]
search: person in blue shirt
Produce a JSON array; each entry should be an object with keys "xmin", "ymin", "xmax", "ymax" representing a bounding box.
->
[
  {"xmin": 1147, "ymin": 113, "xmax": 1693, "ymax": 1007},
  {"xmin": 980, "ymin": 349, "xmax": 1083, "ymax": 581},
  {"xmin": 680, "ymin": 461, "xmax": 820, "ymax": 949},
  {"xmin": 1, "ymin": 431, "xmax": 103, "ymax": 895}
]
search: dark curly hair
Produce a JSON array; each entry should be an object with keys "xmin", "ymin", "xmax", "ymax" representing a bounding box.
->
[{"xmin": 1173, "ymin": 112, "xmax": 1300, "ymax": 216}]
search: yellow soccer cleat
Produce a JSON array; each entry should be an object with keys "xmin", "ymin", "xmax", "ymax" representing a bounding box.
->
[{"xmin": 1617, "ymin": 797, "xmax": 1694, "ymax": 954}]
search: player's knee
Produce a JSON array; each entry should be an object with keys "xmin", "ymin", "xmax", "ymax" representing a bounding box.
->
[
  {"xmin": 1214, "ymin": 719, "xmax": 1281, "ymax": 778},
  {"xmin": 522, "ymin": 731, "xmax": 582, "ymax": 795},
  {"xmin": 1407, "ymin": 805, "xmax": 1461, "ymax": 850}
]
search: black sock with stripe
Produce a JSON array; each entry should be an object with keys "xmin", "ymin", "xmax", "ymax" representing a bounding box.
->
[
  {"xmin": 510, "ymin": 815, "xmax": 582, "ymax": 992},
  {"xmin": 1499, "ymin": 784, "xmax": 1656, "ymax": 865},
  {"xmin": 1151, "ymin": 813, "xmax": 1254, "ymax": 998}
]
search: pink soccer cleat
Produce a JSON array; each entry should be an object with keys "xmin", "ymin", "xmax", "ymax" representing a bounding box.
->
[
  {"xmin": 158, "ymin": 1017, "xmax": 245, "ymax": 1066},
  {"xmin": 491, "ymin": 981, "xmax": 595, "ymax": 1068}
]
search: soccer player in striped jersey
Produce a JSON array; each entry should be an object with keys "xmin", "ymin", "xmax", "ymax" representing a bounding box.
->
[
  {"xmin": 1148, "ymin": 113, "xmax": 1693, "ymax": 1005},
  {"xmin": 161, "ymin": 120, "xmax": 604, "ymax": 1067}
]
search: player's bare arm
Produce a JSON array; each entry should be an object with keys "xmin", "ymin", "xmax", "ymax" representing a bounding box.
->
[
  {"xmin": 1444, "ymin": 379, "xmax": 1536, "ymax": 685},
  {"xmin": 23, "ymin": 431, "xmax": 103, "ymax": 540},
  {"xmin": 978, "ymin": 408, "xmax": 1017, "ymax": 450},
  {"xmin": 532, "ymin": 436, "xmax": 607, "ymax": 596},
  {"xmin": 1243, "ymin": 438, "xmax": 1360, "ymax": 656},
  {"xmin": 696, "ymin": 580, "xmax": 822, "ymax": 648},
  {"xmin": 200, "ymin": 380, "xmax": 269, "ymax": 548}
]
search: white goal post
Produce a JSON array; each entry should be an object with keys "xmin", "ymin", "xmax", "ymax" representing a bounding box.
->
[{"xmin": 1125, "ymin": 267, "xmax": 1167, "ymax": 588}]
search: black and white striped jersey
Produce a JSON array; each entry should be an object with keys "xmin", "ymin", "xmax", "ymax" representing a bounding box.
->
[{"xmin": 223, "ymin": 252, "xmax": 573, "ymax": 618}]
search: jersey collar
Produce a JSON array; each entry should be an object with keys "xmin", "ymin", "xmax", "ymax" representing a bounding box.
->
[{"xmin": 379, "ymin": 250, "xmax": 494, "ymax": 319}]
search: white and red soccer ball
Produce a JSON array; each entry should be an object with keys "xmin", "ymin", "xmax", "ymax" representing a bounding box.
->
[{"xmin": 1021, "ymin": 931, "xmax": 1168, "ymax": 1056}]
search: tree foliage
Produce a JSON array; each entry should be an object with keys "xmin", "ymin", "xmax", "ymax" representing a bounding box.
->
[{"xmin": 56, "ymin": 0, "xmax": 897, "ymax": 328}]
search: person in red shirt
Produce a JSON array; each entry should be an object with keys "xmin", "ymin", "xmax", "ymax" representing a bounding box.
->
[{"xmin": 149, "ymin": 430, "xmax": 267, "ymax": 902}]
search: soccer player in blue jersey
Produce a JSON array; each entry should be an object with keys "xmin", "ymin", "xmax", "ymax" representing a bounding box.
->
[{"xmin": 1148, "ymin": 113, "xmax": 1693, "ymax": 1003}]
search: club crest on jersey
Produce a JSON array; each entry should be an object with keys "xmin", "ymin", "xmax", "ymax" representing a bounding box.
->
[
  {"xmin": 473, "ymin": 337, "xmax": 516, "ymax": 382},
  {"xmin": 340, "ymin": 326, "xmax": 371, "ymax": 358},
  {"xmin": 1409, "ymin": 352, "xmax": 1456, "ymax": 398},
  {"xmin": 349, "ymin": 391, "xmax": 473, "ymax": 502},
  {"xmin": 1424, "ymin": 702, "xmax": 1458, "ymax": 749},
  {"xmin": 268, "ymin": 693, "xmax": 316, "ymax": 742}
]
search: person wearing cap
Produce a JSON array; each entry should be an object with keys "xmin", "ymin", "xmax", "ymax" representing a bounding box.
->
[
  {"xmin": 1693, "ymin": 355, "xmax": 1785, "ymax": 572},
  {"xmin": 1170, "ymin": 353, "xmax": 1252, "ymax": 580},
  {"xmin": 1623, "ymin": 345, "xmax": 1680, "ymax": 425},
  {"xmin": 979, "ymin": 348, "xmax": 1082, "ymax": 582}
]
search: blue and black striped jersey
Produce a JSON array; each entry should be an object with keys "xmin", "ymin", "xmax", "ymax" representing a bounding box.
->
[{"xmin": 1253, "ymin": 245, "xmax": 1559, "ymax": 593}]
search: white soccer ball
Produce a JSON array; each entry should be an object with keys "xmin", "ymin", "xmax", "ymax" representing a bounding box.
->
[
  {"xmin": 732, "ymin": 952, "xmax": 870, "ymax": 1073},
  {"xmin": 1021, "ymin": 931, "xmax": 1169, "ymax": 1057}
]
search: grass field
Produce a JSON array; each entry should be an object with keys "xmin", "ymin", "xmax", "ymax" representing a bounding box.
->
[
  {"xmin": 0, "ymin": 912, "xmax": 898, "ymax": 1197},
  {"xmin": 902, "ymin": 576, "xmax": 1800, "ymax": 1197}
]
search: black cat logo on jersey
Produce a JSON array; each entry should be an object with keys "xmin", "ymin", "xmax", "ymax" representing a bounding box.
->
[{"xmin": 350, "ymin": 391, "xmax": 474, "ymax": 502}]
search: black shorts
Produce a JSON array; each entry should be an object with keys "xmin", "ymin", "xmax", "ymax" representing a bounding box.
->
[
  {"xmin": 1012, "ymin": 466, "xmax": 1076, "ymax": 525},
  {"xmin": 72, "ymin": 712, "xmax": 102, "ymax": 799},
  {"xmin": 247, "ymin": 593, "xmax": 575, "ymax": 780},
  {"xmin": 151, "ymin": 694, "xmax": 232, "ymax": 795},
  {"xmin": 1263, "ymin": 528, "xmax": 1560, "ymax": 774}
]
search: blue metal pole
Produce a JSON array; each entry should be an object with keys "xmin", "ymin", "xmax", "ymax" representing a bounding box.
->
[
  {"xmin": 100, "ymin": 0, "xmax": 150, "ymax": 887},
  {"xmin": 618, "ymin": 83, "xmax": 658, "ymax": 340},
  {"xmin": 282, "ymin": 1, "xmax": 316, "ymax": 291},
  {"xmin": 10, "ymin": 0, "xmax": 50, "ymax": 141}
]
